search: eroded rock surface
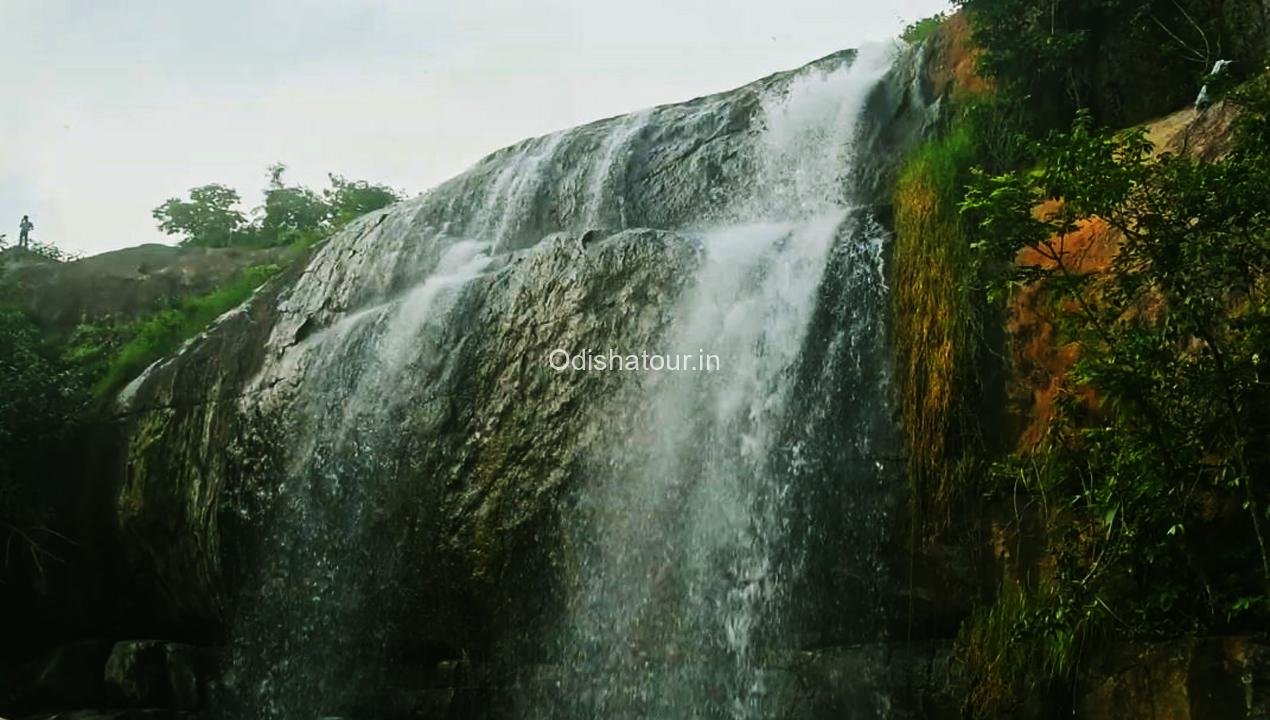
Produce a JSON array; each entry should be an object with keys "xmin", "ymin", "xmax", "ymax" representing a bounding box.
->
[{"xmin": 26, "ymin": 40, "xmax": 938, "ymax": 720}]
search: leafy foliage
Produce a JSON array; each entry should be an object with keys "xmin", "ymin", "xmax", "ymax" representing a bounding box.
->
[
  {"xmin": 153, "ymin": 165, "xmax": 402, "ymax": 248},
  {"xmin": 93, "ymin": 263, "xmax": 283, "ymax": 396},
  {"xmin": 953, "ymin": 0, "xmax": 1245, "ymax": 126},
  {"xmin": 6, "ymin": 240, "xmax": 81, "ymax": 263},
  {"xmin": 2, "ymin": 164, "xmax": 328, "ymax": 581},
  {"xmin": 1, "ymin": 254, "xmax": 286, "ymax": 577},
  {"xmin": 153, "ymin": 184, "xmax": 248, "ymax": 248},
  {"xmin": 324, "ymin": 174, "xmax": 401, "ymax": 227},
  {"xmin": 901, "ymin": 12, "xmax": 949, "ymax": 45},
  {"xmin": 954, "ymin": 581, "xmax": 1098, "ymax": 717},
  {"xmin": 0, "ymin": 310, "xmax": 92, "ymax": 576},
  {"xmin": 258, "ymin": 163, "xmax": 330, "ymax": 246},
  {"xmin": 952, "ymin": 75, "xmax": 1270, "ymax": 711}
]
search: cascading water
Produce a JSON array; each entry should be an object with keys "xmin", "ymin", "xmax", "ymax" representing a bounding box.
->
[
  {"xmin": 225, "ymin": 241, "xmax": 496, "ymax": 717},
  {"xmin": 218, "ymin": 39, "xmax": 921, "ymax": 720},
  {"xmin": 538, "ymin": 43, "xmax": 899, "ymax": 719}
]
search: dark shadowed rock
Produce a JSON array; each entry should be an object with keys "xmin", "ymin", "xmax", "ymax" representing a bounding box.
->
[
  {"xmin": 21, "ymin": 710, "xmax": 194, "ymax": 720},
  {"xmin": 1077, "ymin": 637, "xmax": 1270, "ymax": 720},
  {"xmin": 103, "ymin": 641, "xmax": 213, "ymax": 711}
]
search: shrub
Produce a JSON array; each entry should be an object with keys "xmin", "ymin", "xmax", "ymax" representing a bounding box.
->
[{"xmin": 0, "ymin": 309, "xmax": 90, "ymax": 576}]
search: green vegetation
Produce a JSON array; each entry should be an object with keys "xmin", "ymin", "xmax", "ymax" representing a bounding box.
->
[
  {"xmin": 153, "ymin": 183, "xmax": 248, "ymax": 248},
  {"xmin": 954, "ymin": 582, "xmax": 1098, "ymax": 716},
  {"xmin": 0, "ymin": 309, "xmax": 92, "ymax": 577},
  {"xmin": 893, "ymin": 121, "xmax": 981, "ymax": 531},
  {"xmin": 9, "ymin": 240, "xmax": 80, "ymax": 263},
  {"xmin": 0, "ymin": 260, "xmax": 285, "ymax": 575},
  {"xmin": 891, "ymin": 4, "xmax": 1269, "ymax": 714},
  {"xmin": 92, "ymin": 263, "xmax": 282, "ymax": 396},
  {"xmin": 893, "ymin": 91, "xmax": 1033, "ymax": 534},
  {"xmin": 953, "ymin": 0, "xmax": 1264, "ymax": 126},
  {"xmin": 901, "ymin": 12, "xmax": 948, "ymax": 45},
  {"xmin": 0, "ymin": 241, "xmax": 290, "ymax": 568},
  {"xmin": 153, "ymin": 163, "xmax": 401, "ymax": 248},
  {"xmin": 2, "ymin": 161, "xmax": 394, "ymax": 575},
  {"xmin": 960, "ymin": 70, "xmax": 1270, "ymax": 636},
  {"xmin": 899, "ymin": 68, "xmax": 1270, "ymax": 720}
]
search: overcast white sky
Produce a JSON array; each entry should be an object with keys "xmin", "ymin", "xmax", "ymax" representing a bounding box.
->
[{"xmin": 1, "ymin": 0, "xmax": 950, "ymax": 256}]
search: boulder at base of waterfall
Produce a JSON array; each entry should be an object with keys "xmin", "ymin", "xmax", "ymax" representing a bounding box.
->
[{"xmin": 103, "ymin": 641, "xmax": 215, "ymax": 710}]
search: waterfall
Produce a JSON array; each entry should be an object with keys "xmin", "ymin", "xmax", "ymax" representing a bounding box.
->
[
  {"xmin": 538, "ymin": 43, "xmax": 898, "ymax": 719},
  {"xmin": 225, "ymin": 241, "xmax": 497, "ymax": 718},
  {"xmin": 220, "ymin": 39, "xmax": 911, "ymax": 720}
]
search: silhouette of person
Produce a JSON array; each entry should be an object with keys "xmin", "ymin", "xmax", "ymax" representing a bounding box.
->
[{"xmin": 19, "ymin": 215, "xmax": 33, "ymax": 248}]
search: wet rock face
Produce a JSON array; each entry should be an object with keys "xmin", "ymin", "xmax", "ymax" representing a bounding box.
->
[
  {"xmin": 247, "ymin": 46, "xmax": 931, "ymax": 334},
  {"xmin": 105, "ymin": 42, "xmax": 938, "ymax": 719},
  {"xmin": 113, "ymin": 270, "xmax": 290, "ymax": 630},
  {"xmin": 116, "ymin": 229, "xmax": 701, "ymax": 647},
  {"xmin": 1, "ymin": 639, "xmax": 219, "ymax": 719},
  {"xmin": 1076, "ymin": 638, "xmax": 1270, "ymax": 720},
  {"xmin": 0, "ymin": 639, "xmax": 113, "ymax": 711},
  {"xmin": 103, "ymin": 641, "xmax": 214, "ymax": 711},
  {"xmin": 114, "ymin": 228, "xmax": 704, "ymax": 718},
  {"xmin": 111, "ymin": 42, "xmax": 934, "ymax": 648}
]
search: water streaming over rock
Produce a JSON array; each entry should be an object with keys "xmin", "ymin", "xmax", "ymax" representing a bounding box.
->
[
  {"xmin": 536, "ymin": 45, "xmax": 899, "ymax": 719},
  {"xmin": 142, "ymin": 39, "xmax": 939, "ymax": 720}
]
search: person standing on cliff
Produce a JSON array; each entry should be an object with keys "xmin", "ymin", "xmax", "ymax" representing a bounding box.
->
[{"xmin": 19, "ymin": 215, "xmax": 33, "ymax": 248}]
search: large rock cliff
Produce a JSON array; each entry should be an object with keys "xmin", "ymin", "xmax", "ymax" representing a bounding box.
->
[{"xmin": 21, "ymin": 43, "xmax": 939, "ymax": 720}]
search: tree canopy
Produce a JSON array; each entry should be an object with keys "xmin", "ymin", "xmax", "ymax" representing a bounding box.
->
[
  {"xmin": 152, "ymin": 183, "xmax": 247, "ymax": 248},
  {"xmin": 153, "ymin": 165, "xmax": 402, "ymax": 248}
]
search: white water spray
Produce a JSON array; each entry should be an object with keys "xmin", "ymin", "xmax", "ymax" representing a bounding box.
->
[
  {"xmin": 224, "ymin": 40, "xmax": 906, "ymax": 720},
  {"xmin": 551, "ymin": 42, "xmax": 899, "ymax": 719}
]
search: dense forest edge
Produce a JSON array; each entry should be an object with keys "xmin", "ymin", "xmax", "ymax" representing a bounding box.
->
[{"xmin": 895, "ymin": 0, "xmax": 1270, "ymax": 716}]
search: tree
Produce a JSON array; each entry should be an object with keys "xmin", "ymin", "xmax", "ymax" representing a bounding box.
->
[
  {"xmin": 259, "ymin": 163, "xmax": 330, "ymax": 245},
  {"xmin": 323, "ymin": 174, "xmax": 400, "ymax": 226},
  {"xmin": 154, "ymin": 166, "xmax": 403, "ymax": 249},
  {"xmin": 152, "ymin": 184, "xmax": 248, "ymax": 247}
]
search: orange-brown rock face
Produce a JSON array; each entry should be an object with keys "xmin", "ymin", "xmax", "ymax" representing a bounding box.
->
[
  {"xmin": 1008, "ymin": 205, "xmax": 1120, "ymax": 451},
  {"xmin": 1004, "ymin": 104, "xmax": 1241, "ymax": 452},
  {"xmin": 926, "ymin": 13, "xmax": 991, "ymax": 102}
]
